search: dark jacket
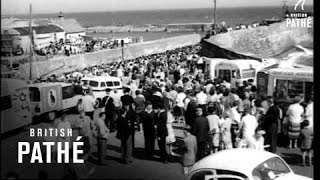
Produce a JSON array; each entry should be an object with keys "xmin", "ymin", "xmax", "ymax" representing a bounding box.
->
[
  {"xmin": 121, "ymin": 94, "xmax": 134, "ymax": 106},
  {"xmin": 264, "ymin": 105, "xmax": 280, "ymax": 127},
  {"xmin": 102, "ymin": 95, "xmax": 114, "ymax": 118},
  {"xmin": 140, "ymin": 110, "xmax": 155, "ymax": 136},
  {"xmin": 116, "ymin": 109, "xmax": 137, "ymax": 140},
  {"xmin": 193, "ymin": 116, "xmax": 209, "ymax": 143},
  {"xmin": 155, "ymin": 110, "xmax": 168, "ymax": 137}
]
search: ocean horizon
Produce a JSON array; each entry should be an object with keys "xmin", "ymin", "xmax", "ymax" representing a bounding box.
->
[{"xmin": 2, "ymin": 6, "xmax": 313, "ymax": 28}]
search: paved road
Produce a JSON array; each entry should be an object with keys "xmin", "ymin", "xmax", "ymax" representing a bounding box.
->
[{"xmin": 0, "ymin": 109, "xmax": 313, "ymax": 179}]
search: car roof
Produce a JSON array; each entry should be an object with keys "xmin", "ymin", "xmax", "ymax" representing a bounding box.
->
[
  {"xmin": 81, "ymin": 75, "xmax": 121, "ymax": 82},
  {"xmin": 189, "ymin": 149, "xmax": 278, "ymax": 177}
]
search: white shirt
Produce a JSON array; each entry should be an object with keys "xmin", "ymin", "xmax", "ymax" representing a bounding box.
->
[
  {"xmin": 111, "ymin": 91, "xmax": 122, "ymax": 107},
  {"xmin": 240, "ymin": 114, "xmax": 258, "ymax": 140},
  {"xmin": 286, "ymin": 103, "xmax": 304, "ymax": 124},
  {"xmin": 176, "ymin": 92, "xmax": 186, "ymax": 108},
  {"xmin": 196, "ymin": 91, "xmax": 208, "ymax": 105},
  {"xmin": 230, "ymin": 107, "xmax": 241, "ymax": 124},
  {"xmin": 82, "ymin": 95, "xmax": 95, "ymax": 112},
  {"xmin": 305, "ymin": 102, "xmax": 313, "ymax": 129},
  {"xmin": 207, "ymin": 114, "xmax": 220, "ymax": 133}
]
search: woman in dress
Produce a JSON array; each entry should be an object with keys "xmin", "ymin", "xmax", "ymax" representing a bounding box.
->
[{"xmin": 285, "ymin": 96, "xmax": 304, "ymax": 149}]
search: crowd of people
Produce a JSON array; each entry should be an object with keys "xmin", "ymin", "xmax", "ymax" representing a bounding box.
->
[
  {"xmin": 25, "ymin": 44, "xmax": 313, "ymax": 179},
  {"xmin": 33, "ymin": 37, "xmax": 128, "ymax": 60}
]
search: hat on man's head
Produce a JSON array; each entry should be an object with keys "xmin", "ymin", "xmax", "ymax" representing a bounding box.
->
[{"xmin": 105, "ymin": 88, "xmax": 111, "ymax": 93}]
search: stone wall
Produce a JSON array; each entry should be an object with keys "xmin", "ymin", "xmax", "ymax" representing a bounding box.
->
[{"xmin": 20, "ymin": 34, "xmax": 201, "ymax": 78}]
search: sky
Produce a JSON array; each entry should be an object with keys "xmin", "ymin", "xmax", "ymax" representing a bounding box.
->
[{"xmin": 1, "ymin": 0, "xmax": 313, "ymax": 15}]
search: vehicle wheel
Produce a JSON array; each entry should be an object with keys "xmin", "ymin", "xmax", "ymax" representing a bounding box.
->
[{"xmin": 48, "ymin": 111, "xmax": 56, "ymax": 121}]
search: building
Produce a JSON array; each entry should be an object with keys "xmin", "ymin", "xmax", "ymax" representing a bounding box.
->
[
  {"xmin": 14, "ymin": 25, "xmax": 65, "ymax": 51},
  {"xmin": 1, "ymin": 24, "xmax": 65, "ymax": 54},
  {"xmin": 51, "ymin": 12, "xmax": 85, "ymax": 43}
]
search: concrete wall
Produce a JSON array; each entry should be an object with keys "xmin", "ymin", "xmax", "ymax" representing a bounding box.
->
[
  {"xmin": 203, "ymin": 19, "xmax": 313, "ymax": 59},
  {"xmin": 20, "ymin": 34, "xmax": 201, "ymax": 78}
]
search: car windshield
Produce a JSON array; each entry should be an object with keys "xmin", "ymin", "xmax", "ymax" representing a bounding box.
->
[{"xmin": 252, "ymin": 157, "xmax": 291, "ymax": 180}]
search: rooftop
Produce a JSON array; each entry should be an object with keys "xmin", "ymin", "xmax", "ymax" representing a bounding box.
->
[{"xmin": 13, "ymin": 25, "xmax": 64, "ymax": 36}]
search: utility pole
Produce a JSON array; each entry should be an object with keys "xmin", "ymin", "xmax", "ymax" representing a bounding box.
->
[
  {"xmin": 213, "ymin": 0, "xmax": 217, "ymax": 29},
  {"xmin": 121, "ymin": 40, "xmax": 124, "ymax": 61},
  {"xmin": 28, "ymin": 4, "xmax": 34, "ymax": 81}
]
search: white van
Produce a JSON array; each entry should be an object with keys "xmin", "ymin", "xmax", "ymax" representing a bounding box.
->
[
  {"xmin": 28, "ymin": 82, "xmax": 84, "ymax": 120},
  {"xmin": 204, "ymin": 57, "xmax": 226, "ymax": 80},
  {"xmin": 214, "ymin": 59, "xmax": 265, "ymax": 87},
  {"xmin": 81, "ymin": 75, "xmax": 123, "ymax": 103}
]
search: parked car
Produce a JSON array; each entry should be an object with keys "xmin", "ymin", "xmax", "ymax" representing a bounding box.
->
[{"xmin": 186, "ymin": 149, "xmax": 311, "ymax": 180}]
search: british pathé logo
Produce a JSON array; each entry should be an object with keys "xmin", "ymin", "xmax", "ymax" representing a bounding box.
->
[
  {"xmin": 286, "ymin": 0, "xmax": 312, "ymax": 28},
  {"xmin": 294, "ymin": 0, "xmax": 306, "ymax": 10}
]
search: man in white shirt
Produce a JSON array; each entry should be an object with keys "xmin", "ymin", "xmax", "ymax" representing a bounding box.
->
[
  {"xmin": 95, "ymin": 112, "xmax": 109, "ymax": 165},
  {"xmin": 82, "ymin": 90, "xmax": 96, "ymax": 120},
  {"xmin": 176, "ymin": 87, "xmax": 186, "ymax": 110},
  {"xmin": 239, "ymin": 107, "xmax": 258, "ymax": 147},
  {"xmin": 196, "ymin": 88, "xmax": 208, "ymax": 106}
]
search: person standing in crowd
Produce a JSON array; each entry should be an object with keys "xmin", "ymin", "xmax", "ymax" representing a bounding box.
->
[
  {"xmin": 193, "ymin": 107, "xmax": 209, "ymax": 160},
  {"xmin": 176, "ymin": 86, "xmax": 186, "ymax": 115},
  {"xmin": 82, "ymin": 89, "xmax": 96, "ymax": 120},
  {"xmin": 150, "ymin": 86, "xmax": 164, "ymax": 110},
  {"xmin": 57, "ymin": 114, "xmax": 72, "ymax": 151},
  {"xmin": 196, "ymin": 86, "xmax": 208, "ymax": 114},
  {"xmin": 220, "ymin": 111, "xmax": 233, "ymax": 150},
  {"xmin": 206, "ymin": 88, "xmax": 220, "ymax": 104},
  {"xmin": 303, "ymin": 95, "xmax": 313, "ymax": 130},
  {"xmin": 300, "ymin": 119, "xmax": 313, "ymax": 166},
  {"xmin": 263, "ymin": 97, "xmax": 281, "ymax": 153},
  {"xmin": 155, "ymin": 103, "xmax": 169, "ymax": 163},
  {"xmin": 77, "ymin": 99, "xmax": 84, "ymax": 113},
  {"xmin": 285, "ymin": 96, "xmax": 304, "ymax": 149},
  {"xmin": 185, "ymin": 91, "xmax": 198, "ymax": 127},
  {"xmin": 103, "ymin": 88, "xmax": 115, "ymax": 132},
  {"xmin": 230, "ymin": 101, "xmax": 241, "ymax": 148},
  {"xmin": 252, "ymin": 128, "xmax": 267, "ymax": 151},
  {"xmin": 116, "ymin": 104, "xmax": 138, "ymax": 164},
  {"xmin": 182, "ymin": 125, "xmax": 197, "ymax": 175},
  {"xmin": 134, "ymin": 90, "xmax": 146, "ymax": 123},
  {"xmin": 77, "ymin": 110, "xmax": 94, "ymax": 156},
  {"xmin": 121, "ymin": 87, "xmax": 134, "ymax": 108},
  {"xmin": 206, "ymin": 104, "xmax": 221, "ymax": 153},
  {"xmin": 95, "ymin": 112, "xmax": 109, "ymax": 165},
  {"xmin": 166, "ymin": 109, "xmax": 177, "ymax": 158},
  {"xmin": 239, "ymin": 106, "xmax": 258, "ymax": 148},
  {"xmin": 112, "ymin": 89, "xmax": 122, "ymax": 122},
  {"xmin": 140, "ymin": 102, "xmax": 156, "ymax": 159}
]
